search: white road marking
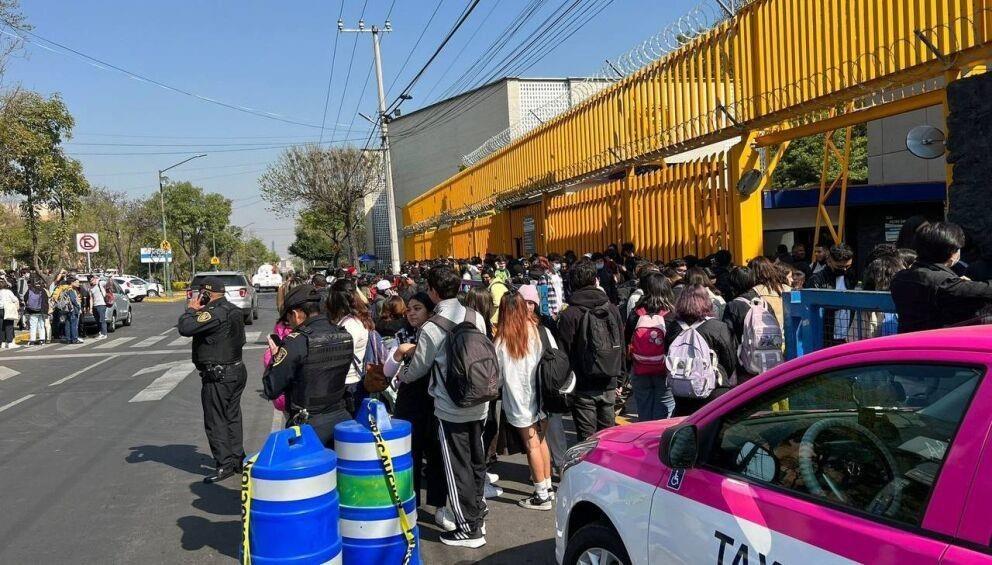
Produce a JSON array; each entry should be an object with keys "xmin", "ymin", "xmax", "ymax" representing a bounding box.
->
[
  {"xmin": 49, "ymin": 355, "xmax": 119, "ymax": 387},
  {"xmin": 0, "ymin": 394, "xmax": 34, "ymax": 413},
  {"xmin": 169, "ymin": 336, "xmax": 191, "ymax": 347},
  {"xmin": 133, "ymin": 360, "xmax": 191, "ymax": 376},
  {"xmin": 0, "ymin": 366, "xmax": 20, "ymax": 381},
  {"xmin": 6, "ymin": 344, "xmax": 266, "ymax": 361},
  {"xmin": 160, "ymin": 326, "xmax": 178, "ymax": 335},
  {"xmin": 245, "ymin": 331, "xmax": 262, "ymax": 344},
  {"xmin": 133, "ymin": 336, "xmax": 166, "ymax": 348},
  {"xmin": 95, "ymin": 337, "xmax": 134, "ymax": 349},
  {"xmin": 129, "ymin": 362, "xmax": 196, "ymax": 402},
  {"xmin": 271, "ymin": 408, "xmax": 284, "ymax": 432},
  {"xmin": 61, "ymin": 341, "xmax": 91, "ymax": 350}
]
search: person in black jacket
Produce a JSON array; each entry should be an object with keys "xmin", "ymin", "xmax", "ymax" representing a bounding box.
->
[
  {"xmin": 891, "ymin": 222, "xmax": 992, "ymax": 333},
  {"xmin": 804, "ymin": 243, "xmax": 856, "ymax": 290},
  {"xmin": 557, "ymin": 259, "xmax": 624, "ymax": 442},
  {"xmin": 666, "ymin": 284, "xmax": 738, "ymax": 417}
]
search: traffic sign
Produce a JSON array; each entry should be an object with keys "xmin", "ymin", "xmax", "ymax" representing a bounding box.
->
[
  {"xmin": 76, "ymin": 233, "xmax": 100, "ymax": 253},
  {"xmin": 210, "ymin": 256, "xmax": 220, "ymax": 266},
  {"xmin": 140, "ymin": 247, "xmax": 173, "ymax": 264},
  {"xmin": 160, "ymin": 240, "xmax": 171, "ymax": 251}
]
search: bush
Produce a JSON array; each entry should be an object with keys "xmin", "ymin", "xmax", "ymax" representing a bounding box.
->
[{"xmin": 172, "ymin": 281, "xmax": 188, "ymax": 291}]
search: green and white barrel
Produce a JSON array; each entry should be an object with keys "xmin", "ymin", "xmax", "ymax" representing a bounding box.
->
[{"xmin": 334, "ymin": 399, "xmax": 421, "ymax": 564}]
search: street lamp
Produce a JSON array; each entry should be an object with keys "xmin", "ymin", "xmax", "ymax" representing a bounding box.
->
[{"xmin": 158, "ymin": 153, "xmax": 206, "ymax": 296}]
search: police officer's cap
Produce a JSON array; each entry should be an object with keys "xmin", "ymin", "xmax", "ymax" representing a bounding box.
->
[
  {"xmin": 281, "ymin": 284, "xmax": 323, "ymax": 316},
  {"xmin": 201, "ymin": 276, "xmax": 226, "ymax": 293}
]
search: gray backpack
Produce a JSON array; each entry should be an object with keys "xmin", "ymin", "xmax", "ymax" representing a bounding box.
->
[{"xmin": 665, "ymin": 320, "xmax": 720, "ymax": 399}]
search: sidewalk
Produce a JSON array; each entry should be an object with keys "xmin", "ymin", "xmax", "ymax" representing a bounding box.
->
[{"xmin": 144, "ymin": 295, "xmax": 186, "ymax": 304}]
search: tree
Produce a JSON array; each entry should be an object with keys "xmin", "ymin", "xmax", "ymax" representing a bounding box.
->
[
  {"xmin": 161, "ymin": 181, "xmax": 232, "ymax": 279},
  {"xmin": 0, "ymin": 91, "xmax": 89, "ymax": 270},
  {"xmin": 0, "ymin": 1, "xmax": 28, "ymax": 87},
  {"xmin": 260, "ymin": 145, "xmax": 379, "ymax": 267},
  {"xmin": 771, "ymin": 125, "xmax": 868, "ymax": 188},
  {"xmin": 288, "ymin": 208, "xmax": 339, "ymax": 266}
]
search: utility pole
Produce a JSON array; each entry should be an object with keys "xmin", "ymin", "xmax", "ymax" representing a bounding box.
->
[
  {"xmin": 339, "ymin": 18, "xmax": 401, "ymax": 275},
  {"xmin": 158, "ymin": 153, "xmax": 206, "ymax": 296}
]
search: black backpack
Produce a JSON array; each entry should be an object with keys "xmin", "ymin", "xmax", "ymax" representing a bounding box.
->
[
  {"xmin": 575, "ymin": 303, "xmax": 624, "ymax": 380},
  {"xmin": 536, "ymin": 325, "xmax": 573, "ymax": 413},
  {"xmin": 431, "ymin": 309, "xmax": 500, "ymax": 408}
]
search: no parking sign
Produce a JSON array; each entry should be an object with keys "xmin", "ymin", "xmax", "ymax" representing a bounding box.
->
[{"xmin": 76, "ymin": 233, "xmax": 100, "ymax": 253}]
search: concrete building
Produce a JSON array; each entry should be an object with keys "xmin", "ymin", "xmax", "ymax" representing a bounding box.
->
[{"xmin": 386, "ymin": 77, "xmax": 608, "ymax": 260}]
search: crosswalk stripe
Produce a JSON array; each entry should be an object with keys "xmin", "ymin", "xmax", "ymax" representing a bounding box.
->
[
  {"xmin": 133, "ymin": 336, "xmax": 166, "ymax": 348},
  {"xmin": 245, "ymin": 331, "xmax": 262, "ymax": 344},
  {"xmin": 169, "ymin": 336, "xmax": 191, "ymax": 347},
  {"xmin": 95, "ymin": 337, "xmax": 134, "ymax": 349},
  {"xmin": 0, "ymin": 366, "xmax": 20, "ymax": 381},
  {"xmin": 129, "ymin": 362, "xmax": 195, "ymax": 402},
  {"xmin": 61, "ymin": 341, "xmax": 91, "ymax": 350},
  {"xmin": 0, "ymin": 394, "xmax": 34, "ymax": 413}
]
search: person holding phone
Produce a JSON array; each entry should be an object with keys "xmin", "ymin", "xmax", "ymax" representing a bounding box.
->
[{"xmin": 262, "ymin": 284, "xmax": 355, "ymax": 449}]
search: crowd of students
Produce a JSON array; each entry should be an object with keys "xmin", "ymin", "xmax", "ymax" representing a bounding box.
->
[
  {"xmin": 0, "ymin": 268, "xmax": 113, "ymax": 349},
  {"xmin": 258, "ymin": 215, "xmax": 992, "ymax": 550}
]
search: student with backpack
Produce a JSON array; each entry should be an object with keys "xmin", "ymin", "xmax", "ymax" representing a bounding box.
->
[
  {"xmin": 88, "ymin": 276, "xmax": 109, "ymax": 339},
  {"xmin": 665, "ymin": 284, "xmax": 738, "ymax": 416},
  {"xmin": 63, "ymin": 278, "xmax": 84, "ymax": 344},
  {"xmin": 325, "ymin": 278, "xmax": 372, "ymax": 415},
  {"xmin": 395, "ymin": 265, "xmax": 497, "ymax": 548},
  {"xmin": 0, "ymin": 278, "xmax": 19, "ymax": 349},
  {"xmin": 624, "ymin": 273, "xmax": 676, "ymax": 421},
  {"xmin": 24, "ymin": 277, "xmax": 49, "ymax": 345},
  {"xmin": 495, "ymin": 290, "xmax": 555, "ymax": 511},
  {"xmin": 557, "ymin": 259, "xmax": 625, "ymax": 442},
  {"xmin": 723, "ymin": 258, "xmax": 787, "ymax": 381}
]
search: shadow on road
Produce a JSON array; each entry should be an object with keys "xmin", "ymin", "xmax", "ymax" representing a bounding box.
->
[
  {"xmin": 125, "ymin": 444, "xmax": 213, "ymax": 476},
  {"xmin": 475, "ymin": 539, "xmax": 557, "ymax": 564},
  {"xmin": 177, "ymin": 515, "xmax": 240, "ymax": 559},
  {"xmin": 190, "ymin": 480, "xmax": 240, "ymax": 516}
]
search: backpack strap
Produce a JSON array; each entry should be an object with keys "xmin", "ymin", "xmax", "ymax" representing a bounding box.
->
[{"xmin": 429, "ymin": 313, "xmax": 456, "ymax": 333}]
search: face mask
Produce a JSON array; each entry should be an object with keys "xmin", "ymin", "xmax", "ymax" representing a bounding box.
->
[
  {"xmin": 552, "ymin": 262, "xmax": 561, "ymax": 271},
  {"xmin": 595, "ymin": 262, "xmax": 604, "ymax": 270}
]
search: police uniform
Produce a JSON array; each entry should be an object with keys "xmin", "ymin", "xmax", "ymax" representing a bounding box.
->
[
  {"xmin": 263, "ymin": 285, "xmax": 353, "ymax": 448},
  {"xmin": 177, "ymin": 277, "xmax": 247, "ymax": 482}
]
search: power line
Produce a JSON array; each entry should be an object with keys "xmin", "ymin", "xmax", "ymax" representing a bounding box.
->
[
  {"xmin": 420, "ymin": 0, "xmax": 499, "ymax": 103},
  {"xmin": 329, "ymin": 0, "xmax": 371, "ymax": 143},
  {"xmin": 387, "ymin": 0, "xmax": 483, "ymax": 114},
  {"xmin": 68, "ymin": 136, "xmax": 368, "ymax": 156},
  {"xmin": 383, "ymin": 0, "xmax": 445, "ymax": 98},
  {"xmin": 0, "ymin": 26, "xmax": 328, "ymax": 130},
  {"xmin": 318, "ymin": 1, "xmax": 347, "ymax": 144}
]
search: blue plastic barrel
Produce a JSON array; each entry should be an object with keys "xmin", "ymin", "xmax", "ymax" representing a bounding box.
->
[
  {"xmin": 334, "ymin": 399, "xmax": 421, "ymax": 565},
  {"xmin": 247, "ymin": 425, "xmax": 342, "ymax": 564}
]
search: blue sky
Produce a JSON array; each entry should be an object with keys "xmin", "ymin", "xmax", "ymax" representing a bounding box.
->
[{"xmin": 8, "ymin": 0, "xmax": 699, "ymax": 254}]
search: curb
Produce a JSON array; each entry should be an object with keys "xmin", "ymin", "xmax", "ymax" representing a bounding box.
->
[{"xmin": 144, "ymin": 296, "xmax": 186, "ymax": 304}]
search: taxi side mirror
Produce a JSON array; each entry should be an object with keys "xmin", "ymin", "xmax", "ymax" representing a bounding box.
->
[{"xmin": 659, "ymin": 424, "xmax": 698, "ymax": 469}]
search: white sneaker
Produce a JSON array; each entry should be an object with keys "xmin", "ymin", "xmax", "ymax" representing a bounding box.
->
[
  {"xmin": 434, "ymin": 506, "xmax": 457, "ymax": 532},
  {"xmin": 8, "ymin": 342, "xmax": 20, "ymax": 349},
  {"xmin": 517, "ymin": 493, "xmax": 553, "ymax": 511},
  {"xmin": 484, "ymin": 482, "xmax": 503, "ymax": 499},
  {"xmin": 95, "ymin": 334, "xmax": 107, "ymax": 340},
  {"xmin": 486, "ymin": 472, "xmax": 499, "ymax": 484}
]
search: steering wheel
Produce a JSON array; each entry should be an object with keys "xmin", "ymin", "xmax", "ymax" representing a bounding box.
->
[{"xmin": 798, "ymin": 418, "xmax": 905, "ymax": 517}]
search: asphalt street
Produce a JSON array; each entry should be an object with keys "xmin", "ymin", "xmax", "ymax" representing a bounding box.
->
[{"xmin": 0, "ymin": 294, "xmax": 556, "ymax": 564}]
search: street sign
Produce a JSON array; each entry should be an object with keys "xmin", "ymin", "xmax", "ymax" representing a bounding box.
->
[
  {"xmin": 76, "ymin": 233, "xmax": 100, "ymax": 253},
  {"xmin": 140, "ymin": 247, "xmax": 173, "ymax": 264},
  {"xmin": 160, "ymin": 240, "xmax": 171, "ymax": 251},
  {"xmin": 210, "ymin": 256, "xmax": 220, "ymax": 266}
]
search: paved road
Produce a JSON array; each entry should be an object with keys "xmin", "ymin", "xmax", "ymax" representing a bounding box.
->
[{"xmin": 0, "ymin": 294, "xmax": 557, "ymax": 564}]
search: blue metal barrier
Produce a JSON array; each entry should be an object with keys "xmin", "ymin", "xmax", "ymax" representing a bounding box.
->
[{"xmin": 783, "ymin": 289, "xmax": 896, "ymax": 359}]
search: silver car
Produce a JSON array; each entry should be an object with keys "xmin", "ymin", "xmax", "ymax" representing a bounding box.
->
[
  {"xmin": 188, "ymin": 271, "xmax": 259, "ymax": 325},
  {"xmin": 78, "ymin": 275, "xmax": 134, "ymax": 334}
]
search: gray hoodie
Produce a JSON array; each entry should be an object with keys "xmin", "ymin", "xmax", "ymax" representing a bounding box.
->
[{"xmin": 399, "ymin": 298, "xmax": 489, "ymax": 423}]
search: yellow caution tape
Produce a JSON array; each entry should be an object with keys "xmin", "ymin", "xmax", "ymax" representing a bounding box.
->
[
  {"xmin": 241, "ymin": 426, "xmax": 302, "ymax": 564},
  {"xmin": 367, "ymin": 404, "xmax": 416, "ymax": 565}
]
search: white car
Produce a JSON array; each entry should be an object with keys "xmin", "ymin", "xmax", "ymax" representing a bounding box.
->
[
  {"xmin": 113, "ymin": 276, "xmax": 148, "ymax": 302},
  {"xmin": 251, "ymin": 264, "xmax": 283, "ymax": 292}
]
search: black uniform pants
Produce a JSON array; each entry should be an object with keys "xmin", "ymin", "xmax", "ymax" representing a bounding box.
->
[
  {"xmin": 200, "ymin": 363, "xmax": 247, "ymax": 469},
  {"xmin": 437, "ymin": 418, "xmax": 487, "ymax": 533}
]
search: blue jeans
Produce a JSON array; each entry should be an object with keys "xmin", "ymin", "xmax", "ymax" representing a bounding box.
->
[
  {"xmin": 66, "ymin": 311, "xmax": 80, "ymax": 342},
  {"xmin": 94, "ymin": 305, "xmax": 108, "ymax": 336},
  {"xmin": 631, "ymin": 374, "xmax": 675, "ymax": 421}
]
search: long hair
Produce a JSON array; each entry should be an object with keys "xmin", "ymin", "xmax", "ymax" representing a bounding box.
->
[
  {"xmin": 464, "ymin": 286, "xmax": 494, "ymax": 323},
  {"xmin": 686, "ymin": 267, "xmax": 719, "ymax": 295},
  {"xmin": 495, "ymin": 292, "xmax": 538, "ymax": 360},
  {"xmin": 748, "ymin": 257, "xmax": 785, "ymax": 294},
  {"xmin": 635, "ymin": 272, "xmax": 674, "ymax": 315},
  {"xmin": 675, "ymin": 284, "xmax": 714, "ymax": 324},
  {"xmin": 326, "ymin": 278, "xmax": 374, "ymax": 330},
  {"xmin": 380, "ymin": 295, "xmax": 407, "ymax": 321}
]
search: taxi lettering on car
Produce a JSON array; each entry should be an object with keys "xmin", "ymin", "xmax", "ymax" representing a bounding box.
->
[{"xmin": 555, "ymin": 326, "xmax": 992, "ymax": 565}]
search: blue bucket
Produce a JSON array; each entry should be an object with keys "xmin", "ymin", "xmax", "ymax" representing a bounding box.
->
[
  {"xmin": 247, "ymin": 425, "xmax": 342, "ymax": 564},
  {"xmin": 334, "ymin": 399, "xmax": 421, "ymax": 564}
]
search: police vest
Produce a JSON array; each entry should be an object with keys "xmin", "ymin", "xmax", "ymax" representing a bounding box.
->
[
  {"xmin": 290, "ymin": 323, "xmax": 354, "ymax": 414},
  {"xmin": 192, "ymin": 300, "xmax": 245, "ymax": 366}
]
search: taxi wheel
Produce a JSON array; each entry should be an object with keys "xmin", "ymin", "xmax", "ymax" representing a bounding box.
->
[{"xmin": 564, "ymin": 522, "xmax": 630, "ymax": 565}]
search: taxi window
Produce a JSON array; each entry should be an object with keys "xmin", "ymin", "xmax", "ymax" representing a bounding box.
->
[{"xmin": 708, "ymin": 364, "xmax": 982, "ymax": 528}]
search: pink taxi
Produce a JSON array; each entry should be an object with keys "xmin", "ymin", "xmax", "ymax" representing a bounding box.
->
[{"xmin": 555, "ymin": 326, "xmax": 992, "ymax": 564}]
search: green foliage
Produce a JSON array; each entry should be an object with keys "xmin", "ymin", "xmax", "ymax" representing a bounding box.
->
[
  {"xmin": 771, "ymin": 124, "xmax": 868, "ymax": 189},
  {"xmin": 288, "ymin": 208, "xmax": 340, "ymax": 264},
  {"xmin": 161, "ymin": 180, "xmax": 232, "ymax": 278}
]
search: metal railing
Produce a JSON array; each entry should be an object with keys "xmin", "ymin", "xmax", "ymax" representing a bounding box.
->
[{"xmin": 783, "ymin": 289, "xmax": 897, "ymax": 359}]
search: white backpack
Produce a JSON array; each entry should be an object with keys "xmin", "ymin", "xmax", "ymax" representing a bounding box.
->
[
  {"xmin": 665, "ymin": 320, "xmax": 721, "ymax": 399},
  {"xmin": 736, "ymin": 296, "xmax": 784, "ymax": 374}
]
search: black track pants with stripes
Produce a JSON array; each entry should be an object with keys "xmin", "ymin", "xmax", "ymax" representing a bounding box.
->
[{"xmin": 437, "ymin": 418, "xmax": 487, "ymax": 533}]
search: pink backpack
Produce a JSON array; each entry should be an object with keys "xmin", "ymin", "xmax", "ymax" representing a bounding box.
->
[{"xmin": 630, "ymin": 308, "xmax": 667, "ymax": 376}]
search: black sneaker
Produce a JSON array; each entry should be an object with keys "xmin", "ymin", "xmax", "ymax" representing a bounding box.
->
[
  {"xmin": 439, "ymin": 528, "xmax": 486, "ymax": 548},
  {"xmin": 203, "ymin": 467, "xmax": 236, "ymax": 483},
  {"xmin": 517, "ymin": 493, "xmax": 553, "ymax": 511}
]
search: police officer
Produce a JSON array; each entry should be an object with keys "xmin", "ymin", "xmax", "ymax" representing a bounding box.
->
[
  {"xmin": 177, "ymin": 276, "xmax": 247, "ymax": 483},
  {"xmin": 263, "ymin": 284, "xmax": 353, "ymax": 448}
]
